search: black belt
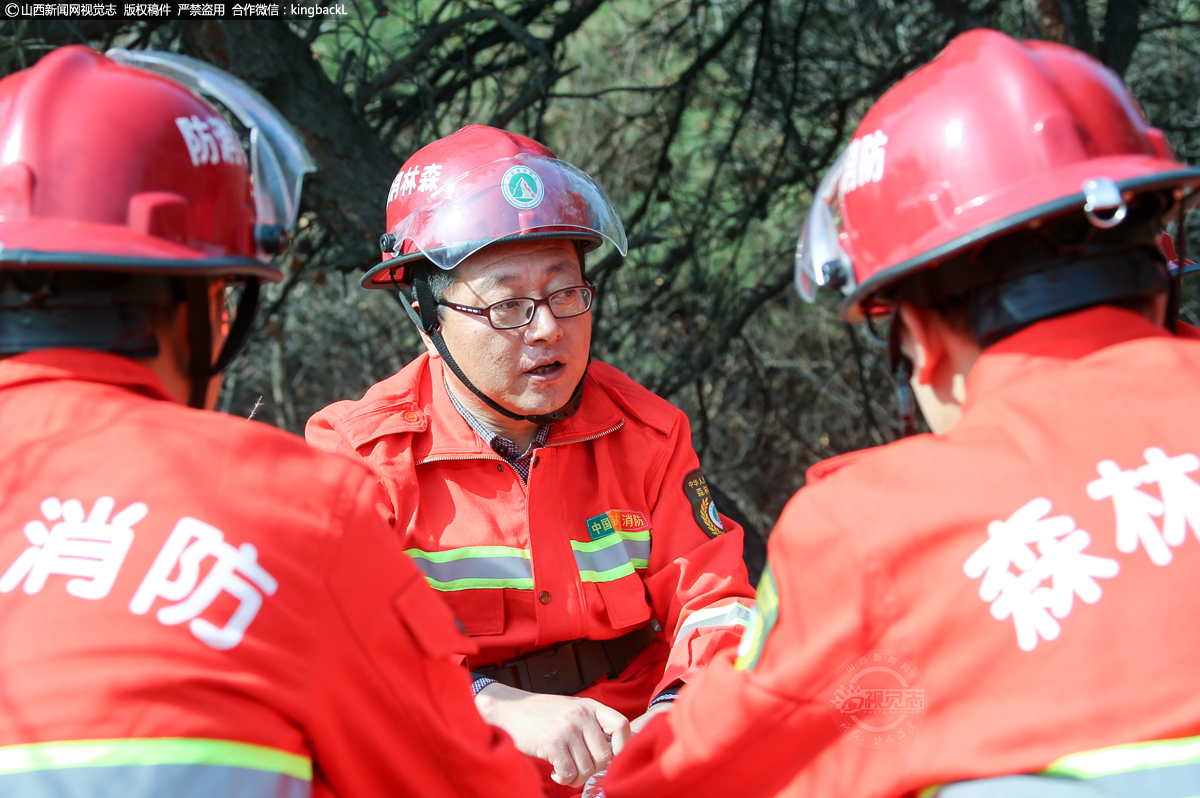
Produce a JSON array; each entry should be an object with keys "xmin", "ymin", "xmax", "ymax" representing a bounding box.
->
[{"xmin": 473, "ymin": 620, "xmax": 661, "ymax": 696}]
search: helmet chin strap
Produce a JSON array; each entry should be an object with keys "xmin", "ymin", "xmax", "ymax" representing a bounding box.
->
[
  {"xmin": 887, "ymin": 305, "xmax": 917, "ymax": 438},
  {"xmin": 184, "ymin": 277, "xmax": 261, "ymax": 410},
  {"xmin": 400, "ymin": 267, "xmax": 585, "ymax": 426},
  {"xmin": 1167, "ymin": 211, "xmax": 1188, "ymax": 332}
]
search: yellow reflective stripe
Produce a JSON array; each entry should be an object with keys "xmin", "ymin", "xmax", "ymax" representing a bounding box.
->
[
  {"xmin": 0, "ymin": 738, "xmax": 311, "ymax": 780},
  {"xmin": 1045, "ymin": 735, "xmax": 1200, "ymax": 779},
  {"xmin": 406, "ymin": 545, "xmax": 530, "ymax": 562},
  {"xmin": 569, "ymin": 530, "xmax": 650, "ymax": 552},
  {"xmin": 735, "ymin": 565, "xmax": 779, "ymax": 671},
  {"xmin": 406, "ymin": 546, "xmax": 534, "ymax": 591}
]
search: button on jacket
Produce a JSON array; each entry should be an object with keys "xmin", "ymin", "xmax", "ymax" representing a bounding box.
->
[
  {"xmin": 306, "ymin": 354, "xmax": 756, "ymax": 724},
  {"xmin": 0, "ymin": 349, "xmax": 543, "ymax": 798},
  {"xmin": 606, "ymin": 307, "xmax": 1200, "ymax": 798}
]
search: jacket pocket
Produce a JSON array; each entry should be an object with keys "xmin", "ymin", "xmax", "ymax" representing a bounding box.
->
[
  {"xmin": 391, "ymin": 578, "xmax": 476, "ymax": 660},
  {"xmin": 596, "ymin": 576, "xmax": 653, "ymax": 631},
  {"xmin": 438, "ymin": 589, "xmax": 506, "ymax": 637}
]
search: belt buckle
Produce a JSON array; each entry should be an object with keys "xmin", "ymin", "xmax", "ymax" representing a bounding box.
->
[{"xmin": 524, "ymin": 643, "xmax": 586, "ymax": 695}]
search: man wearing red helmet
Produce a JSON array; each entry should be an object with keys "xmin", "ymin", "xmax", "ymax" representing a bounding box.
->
[
  {"xmin": 306, "ymin": 125, "xmax": 755, "ymax": 794},
  {"xmin": 0, "ymin": 48, "xmax": 542, "ymax": 797},
  {"xmin": 604, "ymin": 29, "xmax": 1200, "ymax": 798}
]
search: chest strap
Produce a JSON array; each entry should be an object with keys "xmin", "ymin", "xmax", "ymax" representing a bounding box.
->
[{"xmin": 472, "ymin": 620, "xmax": 660, "ymax": 696}]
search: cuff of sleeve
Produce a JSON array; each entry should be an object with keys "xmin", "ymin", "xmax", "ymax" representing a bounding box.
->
[
  {"xmin": 470, "ymin": 673, "xmax": 497, "ymax": 697},
  {"xmin": 649, "ymin": 683, "xmax": 683, "ymax": 707}
]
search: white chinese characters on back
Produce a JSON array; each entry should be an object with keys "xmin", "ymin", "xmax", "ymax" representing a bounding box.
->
[
  {"xmin": 1087, "ymin": 460, "xmax": 1170, "ymax": 565},
  {"xmin": 1138, "ymin": 447, "xmax": 1200, "ymax": 547},
  {"xmin": 963, "ymin": 497, "xmax": 1119, "ymax": 652},
  {"xmin": 0, "ymin": 496, "xmax": 144, "ymax": 600},
  {"xmin": 129, "ymin": 517, "xmax": 278, "ymax": 651},
  {"xmin": 967, "ymin": 446, "xmax": 1200, "ymax": 652}
]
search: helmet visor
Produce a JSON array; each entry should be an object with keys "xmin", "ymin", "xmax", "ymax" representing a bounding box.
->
[
  {"xmin": 106, "ymin": 47, "xmax": 316, "ymax": 262},
  {"xmin": 794, "ymin": 148, "xmax": 855, "ymax": 302},
  {"xmin": 388, "ymin": 154, "xmax": 628, "ymax": 271}
]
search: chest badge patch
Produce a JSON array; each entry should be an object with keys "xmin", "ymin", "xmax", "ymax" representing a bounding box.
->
[
  {"xmin": 684, "ymin": 469, "xmax": 725, "ymax": 538},
  {"xmin": 585, "ymin": 510, "xmax": 650, "ymax": 541}
]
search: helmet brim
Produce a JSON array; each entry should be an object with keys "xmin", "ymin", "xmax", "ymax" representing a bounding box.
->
[
  {"xmin": 360, "ymin": 229, "xmax": 605, "ymax": 289},
  {"xmin": 840, "ymin": 161, "xmax": 1200, "ymax": 322},
  {"xmin": 0, "ymin": 217, "xmax": 283, "ymax": 282}
]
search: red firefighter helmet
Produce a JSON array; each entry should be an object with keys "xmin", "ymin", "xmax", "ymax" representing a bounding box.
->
[
  {"xmin": 362, "ymin": 125, "xmax": 627, "ymax": 288},
  {"xmin": 0, "ymin": 45, "xmax": 312, "ymax": 277},
  {"xmin": 795, "ymin": 29, "xmax": 1200, "ymax": 321},
  {"xmin": 0, "ymin": 45, "xmax": 314, "ymax": 408}
]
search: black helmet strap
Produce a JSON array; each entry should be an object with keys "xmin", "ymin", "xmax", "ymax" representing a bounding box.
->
[
  {"xmin": 400, "ymin": 265, "xmax": 585, "ymax": 426},
  {"xmin": 184, "ymin": 276, "xmax": 260, "ymax": 409},
  {"xmin": 887, "ymin": 305, "xmax": 918, "ymax": 438},
  {"xmin": 1166, "ymin": 211, "xmax": 1188, "ymax": 331}
]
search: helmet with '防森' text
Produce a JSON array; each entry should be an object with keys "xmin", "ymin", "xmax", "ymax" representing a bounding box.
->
[
  {"xmin": 794, "ymin": 28, "xmax": 1200, "ymax": 324},
  {"xmin": 0, "ymin": 45, "xmax": 314, "ymax": 407}
]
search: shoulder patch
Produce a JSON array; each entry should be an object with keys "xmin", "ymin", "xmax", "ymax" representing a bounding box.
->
[
  {"xmin": 683, "ymin": 469, "xmax": 725, "ymax": 537},
  {"xmin": 735, "ymin": 564, "xmax": 779, "ymax": 671}
]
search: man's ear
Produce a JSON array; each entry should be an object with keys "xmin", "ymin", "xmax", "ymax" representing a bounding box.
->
[
  {"xmin": 897, "ymin": 301, "xmax": 946, "ymax": 386},
  {"xmin": 414, "ymin": 301, "xmax": 440, "ymax": 359}
]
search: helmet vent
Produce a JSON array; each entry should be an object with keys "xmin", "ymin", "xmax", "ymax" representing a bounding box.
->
[{"xmin": 128, "ymin": 192, "xmax": 189, "ymax": 244}]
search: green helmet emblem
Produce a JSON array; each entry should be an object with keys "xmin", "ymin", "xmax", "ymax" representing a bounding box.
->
[{"xmin": 501, "ymin": 165, "xmax": 545, "ymax": 210}]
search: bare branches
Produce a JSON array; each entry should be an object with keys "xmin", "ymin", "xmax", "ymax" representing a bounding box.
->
[{"xmin": 18, "ymin": 0, "xmax": 1199, "ymax": 532}]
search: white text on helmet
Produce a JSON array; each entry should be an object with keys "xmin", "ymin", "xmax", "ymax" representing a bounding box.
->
[
  {"xmin": 175, "ymin": 115, "xmax": 247, "ymax": 168},
  {"xmin": 838, "ymin": 130, "xmax": 888, "ymax": 198},
  {"xmin": 388, "ymin": 163, "xmax": 444, "ymax": 203}
]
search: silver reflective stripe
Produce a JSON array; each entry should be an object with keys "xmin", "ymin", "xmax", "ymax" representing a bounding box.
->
[
  {"xmin": 409, "ymin": 554, "xmax": 532, "ymax": 584},
  {"xmin": 625, "ymin": 538, "xmax": 651, "ymax": 564},
  {"xmin": 570, "ymin": 531, "xmax": 651, "ymax": 583},
  {"xmin": 573, "ymin": 542, "xmax": 633, "ymax": 575},
  {"xmin": 405, "ymin": 546, "xmax": 533, "ymax": 591},
  {"xmin": 677, "ymin": 602, "xmax": 754, "ymax": 639},
  {"xmin": 0, "ymin": 764, "xmax": 311, "ymax": 798}
]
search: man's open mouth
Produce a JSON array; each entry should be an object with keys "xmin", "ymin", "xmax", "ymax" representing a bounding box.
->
[{"xmin": 526, "ymin": 361, "xmax": 564, "ymax": 375}]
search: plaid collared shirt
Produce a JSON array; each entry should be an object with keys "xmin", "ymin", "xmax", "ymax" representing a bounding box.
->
[{"xmin": 444, "ymin": 377, "xmax": 548, "ymax": 483}]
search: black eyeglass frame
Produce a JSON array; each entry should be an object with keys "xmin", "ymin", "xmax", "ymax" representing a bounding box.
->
[{"xmin": 437, "ymin": 282, "xmax": 596, "ymax": 330}]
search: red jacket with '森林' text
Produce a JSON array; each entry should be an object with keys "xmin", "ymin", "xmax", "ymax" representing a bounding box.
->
[{"xmin": 606, "ymin": 307, "xmax": 1200, "ymax": 798}]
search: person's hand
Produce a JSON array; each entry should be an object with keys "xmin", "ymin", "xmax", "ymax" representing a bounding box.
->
[
  {"xmin": 475, "ymin": 682, "xmax": 631, "ymax": 787},
  {"xmin": 629, "ymin": 699, "xmax": 674, "ymax": 734}
]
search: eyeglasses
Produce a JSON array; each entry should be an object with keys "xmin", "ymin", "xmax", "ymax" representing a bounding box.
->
[{"xmin": 438, "ymin": 284, "xmax": 595, "ymax": 330}]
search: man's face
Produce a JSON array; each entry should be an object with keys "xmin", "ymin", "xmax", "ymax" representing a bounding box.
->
[{"xmin": 436, "ymin": 238, "xmax": 591, "ymax": 417}]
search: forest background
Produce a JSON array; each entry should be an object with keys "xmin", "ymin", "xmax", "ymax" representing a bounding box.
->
[{"xmin": 3, "ymin": 6, "xmax": 1198, "ymax": 573}]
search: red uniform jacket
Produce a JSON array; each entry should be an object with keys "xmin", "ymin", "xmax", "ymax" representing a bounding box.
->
[
  {"xmin": 0, "ymin": 349, "xmax": 543, "ymax": 798},
  {"xmin": 306, "ymin": 355, "xmax": 755, "ymax": 721},
  {"xmin": 606, "ymin": 307, "xmax": 1200, "ymax": 798}
]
